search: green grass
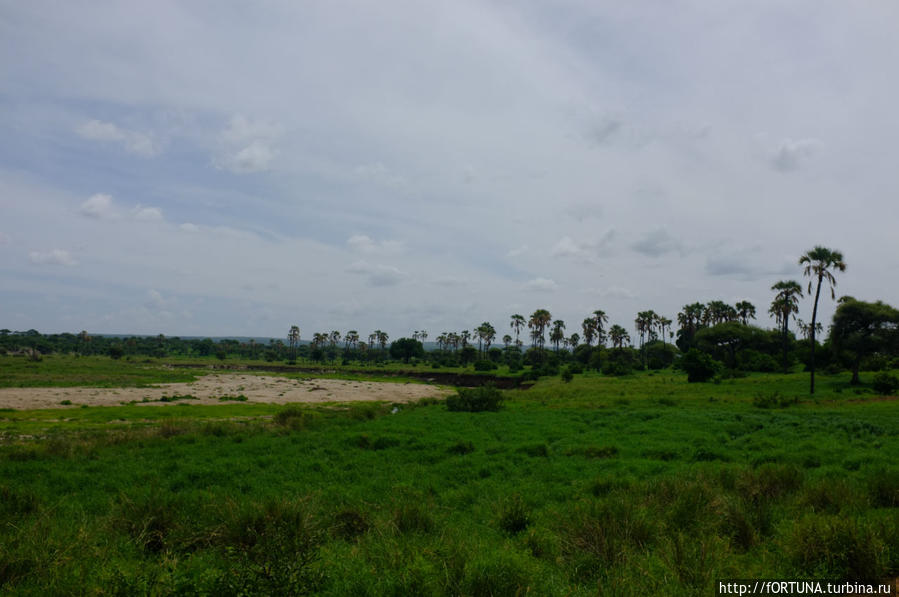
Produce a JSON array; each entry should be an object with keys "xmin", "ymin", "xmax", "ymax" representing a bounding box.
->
[
  {"xmin": 0, "ymin": 355, "xmax": 202, "ymax": 388},
  {"xmin": 1, "ymin": 368, "xmax": 897, "ymax": 595}
]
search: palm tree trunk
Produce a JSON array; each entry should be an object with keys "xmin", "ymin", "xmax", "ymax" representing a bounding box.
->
[{"xmin": 809, "ymin": 274, "xmax": 823, "ymax": 394}]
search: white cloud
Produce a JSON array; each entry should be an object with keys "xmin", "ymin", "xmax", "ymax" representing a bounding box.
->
[
  {"xmin": 524, "ymin": 277, "xmax": 557, "ymax": 292},
  {"xmin": 215, "ymin": 115, "xmax": 281, "ymax": 174},
  {"xmin": 770, "ymin": 138, "xmax": 818, "ymax": 172},
  {"xmin": 132, "ymin": 205, "xmax": 163, "ymax": 221},
  {"xmin": 347, "ymin": 234, "xmax": 404, "ymax": 254},
  {"xmin": 506, "ymin": 245, "xmax": 528, "ymax": 258},
  {"xmin": 345, "ymin": 260, "xmax": 407, "ymax": 287},
  {"xmin": 79, "ymin": 193, "xmax": 116, "ymax": 219},
  {"xmin": 29, "ymin": 249, "xmax": 77, "ymax": 266},
  {"xmin": 216, "ymin": 140, "xmax": 276, "ymax": 173},
  {"xmin": 353, "ymin": 163, "xmax": 407, "ymax": 188},
  {"xmin": 75, "ymin": 119, "xmax": 159, "ymax": 157}
]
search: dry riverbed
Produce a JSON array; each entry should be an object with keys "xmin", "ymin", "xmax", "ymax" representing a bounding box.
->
[{"xmin": 0, "ymin": 374, "xmax": 450, "ymax": 410}]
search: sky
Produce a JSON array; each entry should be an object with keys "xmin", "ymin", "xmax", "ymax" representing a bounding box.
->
[{"xmin": 2, "ymin": 1, "xmax": 897, "ymax": 340}]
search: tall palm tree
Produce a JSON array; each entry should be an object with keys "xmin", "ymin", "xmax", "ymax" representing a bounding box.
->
[
  {"xmin": 608, "ymin": 324, "xmax": 629, "ymax": 349},
  {"xmin": 735, "ymin": 301, "xmax": 756, "ymax": 325},
  {"xmin": 287, "ymin": 325, "xmax": 300, "ymax": 360},
  {"xmin": 593, "ymin": 310, "xmax": 609, "ymax": 347},
  {"xmin": 528, "ymin": 309, "xmax": 552, "ymax": 349},
  {"xmin": 799, "ymin": 246, "xmax": 847, "ymax": 394},
  {"xmin": 510, "ymin": 314, "xmax": 526, "ymax": 347},
  {"xmin": 569, "ymin": 332, "xmax": 580, "ymax": 348},
  {"xmin": 502, "ymin": 334, "xmax": 512, "ymax": 348},
  {"xmin": 581, "ymin": 318, "xmax": 596, "ymax": 346},
  {"xmin": 550, "ymin": 319, "xmax": 566, "ymax": 351},
  {"xmin": 769, "ymin": 280, "xmax": 803, "ymax": 373}
]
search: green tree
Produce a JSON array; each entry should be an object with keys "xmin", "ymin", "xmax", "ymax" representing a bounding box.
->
[
  {"xmin": 830, "ymin": 297, "xmax": 899, "ymax": 384},
  {"xmin": 550, "ymin": 319, "xmax": 566, "ymax": 351},
  {"xmin": 510, "ymin": 314, "xmax": 526, "ymax": 347},
  {"xmin": 800, "ymin": 246, "xmax": 847, "ymax": 394},
  {"xmin": 389, "ymin": 337, "xmax": 424, "ymax": 363},
  {"xmin": 287, "ymin": 326, "xmax": 300, "ymax": 360},
  {"xmin": 769, "ymin": 280, "xmax": 803, "ymax": 372},
  {"xmin": 528, "ymin": 309, "xmax": 552, "ymax": 349},
  {"xmin": 735, "ymin": 301, "xmax": 756, "ymax": 325},
  {"xmin": 608, "ymin": 324, "xmax": 629, "ymax": 349}
]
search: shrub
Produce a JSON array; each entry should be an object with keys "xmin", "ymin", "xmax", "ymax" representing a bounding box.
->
[
  {"xmin": 679, "ymin": 349, "xmax": 721, "ymax": 383},
  {"xmin": 447, "ymin": 440, "xmax": 475, "ymax": 455},
  {"xmin": 786, "ymin": 515, "xmax": 886, "ymax": 579},
  {"xmin": 497, "ymin": 496, "xmax": 531, "ymax": 535},
  {"xmin": 473, "ymin": 359, "xmax": 497, "ymax": 371},
  {"xmin": 871, "ymin": 372, "xmax": 899, "ymax": 395},
  {"xmin": 603, "ymin": 348, "xmax": 636, "ymax": 376},
  {"xmin": 561, "ymin": 366, "xmax": 574, "ymax": 383},
  {"xmin": 445, "ymin": 384, "xmax": 503, "ymax": 412}
]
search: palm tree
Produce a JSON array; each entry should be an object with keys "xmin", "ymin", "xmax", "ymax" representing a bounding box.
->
[
  {"xmin": 735, "ymin": 301, "xmax": 756, "ymax": 325},
  {"xmin": 569, "ymin": 332, "xmax": 580, "ymax": 348},
  {"xmin": 345, "ymin": 330, "xmax": 359, "ymax": 352},
  {"xmin": 377, "ymin": 330, "xmax": 389, "ymax": 352},
  {"xmin": 528, "ymin": 309, "xmax": 552, "ymax": 349},
  {"xmin": 581, "ymin": 318, "xmax": 596, "ymax": 346},
  {"xmin": 510, "ymin": 314, "xmax": 526, "ymax": 347},
  {"xmin": 658, "ymin": 317, "xmax": 673, "ymax": 345},
  {"xmin": 608, "ymin": 324, "xmax": 629, "ymax": 349},
  {"xmin": 502, "ymin": 334, "xmax": 512, "ymax": 348},
  {"xmin": 550, "ymin": 319, "xmax": 566, "ymax": 351},
  {"xmin": 769, "ymin": 280, "xmax": 803, "ymax": 373},
  {"xmin": 479, "ymin": 322, "xmax": 496, "ymax": 355},
  {"xmin": 799, "ymin": 246, "xmax": 847, "ymax": 394},
  {"xmin": 287, "ymin": 325, "xmax": 300, "ymax": 360},
  {"xmin": 593, "ymin": 310, "xmax": 609, "ymax": 347}
]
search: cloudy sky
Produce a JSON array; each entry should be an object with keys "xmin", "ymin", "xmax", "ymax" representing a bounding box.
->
[{"xmin": 2, "ymin": 1, "xmax": 897, "ymax": 339}]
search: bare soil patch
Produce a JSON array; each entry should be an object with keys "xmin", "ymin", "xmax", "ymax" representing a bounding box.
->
[{"xmin": 0, "ymin": 374, "xmax": 450, "ymax": 410}]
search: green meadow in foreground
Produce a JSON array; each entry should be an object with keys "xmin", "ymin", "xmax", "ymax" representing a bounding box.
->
[{"xmin": 1, "ymin": 370, "xmax": 897, "ymax": 596}]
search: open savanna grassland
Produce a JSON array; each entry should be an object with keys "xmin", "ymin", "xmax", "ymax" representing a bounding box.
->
[{"xmin": 1, "ymin": 366, "xmax": 897, "ymax": 596}]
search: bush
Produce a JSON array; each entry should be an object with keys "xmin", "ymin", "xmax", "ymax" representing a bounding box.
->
[
  {"xmin": 786, "ymin": 515, "xmax": 886, "ymax": 580},
  {"xmin": 679, "ymin": 349, "xmax": 721, "ymax": 383},
  {"xmin": 473, "ymin": 359, "xmax": 497, "ymax": 371},
  {"xmin": 445, "ymin": 384, "xmax": 504, "ymax": 412},
  {"xmin": 871, "ymin": 372, "xmax": 899, "ymax": 395},
  {"xmin": 603, "ymin": 348, "xmax": 636, "ymax": 376},
  {"xmin": 497, "ymin": 496, "xmax": 531, "ymax": 535},
  {"xmin": 561, "ymin": 366, "xmax": 574, "ymax": 383}
]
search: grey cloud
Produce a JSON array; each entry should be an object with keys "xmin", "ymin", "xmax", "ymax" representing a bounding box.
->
[
  {"xmin": 524, "ymin": 277, "xmax": 558, "ymax": 292},
  {"xmin": 770, "ymin": 138, "xmax": 817, "ymax": 172},
  {"xmin": 631, "ymin": 228, "xmax": 682, "ymax": 257},
  {"xmin": 29, "ymin": 249, "xmax": 77, "ymax": 266}
]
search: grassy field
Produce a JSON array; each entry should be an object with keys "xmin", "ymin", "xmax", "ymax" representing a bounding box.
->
[{"xmin": 0, "ymin": 363, "xmax": 897, "ymax": 595}]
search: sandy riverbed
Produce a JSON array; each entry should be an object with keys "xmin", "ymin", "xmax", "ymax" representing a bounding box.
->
[{"xmin": 0, "ymin": 374, "xmax": 450, "ymax": 410}]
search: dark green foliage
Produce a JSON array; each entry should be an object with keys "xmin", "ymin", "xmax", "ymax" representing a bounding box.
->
[
  {"xmin": 473, "ymin": 359, "xmax": 497, "ymax": 371},
  {"xmin": 602, "ymin": 347, "xmax": 636, "ymax": 376},
  {"xmin": 871, "ymin": 372, "xmax": 898, "ymax": 395},
  {"xmin": 447, "ymin": 440, "xmax": 475, "ymax": 455},
  {"xmin": 445, "ymin": 384, "xmax": 503, "ymax": 412},
  {"xmin": 866, "ymin": 468, "xmax": 899, "ymax": 508},
  {"xmin": 388, "ymin": 338, "xmax": 424, "ymax": 363},
  {"xmin": 560, "ymin": 366, "xmax": 574, "ymax": 383},
  {"xmin": 679, "ymin": 349, "xmax": 721, "ymax": 382},
  {"xmin": 497, "ymin": 495, "xmax": 531, "ymax": 535},
  {"xmin": 108, "ymin": 345, "xmax": 124, "ymax": 359},
  {"xmin": 751, "ymin": 391, "xmax": 798, "ymax": 408},
  {"xmin": 786, "ymin": 516, "xmax": 886, "ymax": 580},
  {"xmin": 332, "ymin": 508, "xmax": 370, "ymax": 541},
  {"xmin": 644, "ymin": 341, "xmax": 678, "ymax": 370},
  {"xmin": 218, "ymin": 394, "xmax": 248, "ymax": 401}
]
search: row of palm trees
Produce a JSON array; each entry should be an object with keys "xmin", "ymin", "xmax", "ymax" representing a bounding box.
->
[{"xmin": 287, "ymin": 247, "xmax": 846, "ymax": 393}]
